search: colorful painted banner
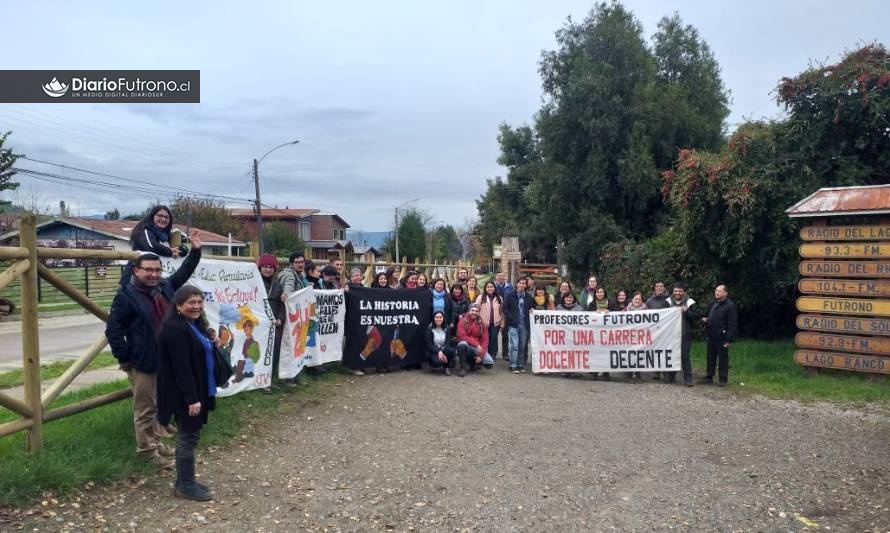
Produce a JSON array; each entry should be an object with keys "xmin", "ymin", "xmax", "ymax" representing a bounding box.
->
[
  {"xmin": 343, "ymin": 287, "xmax": 431, "ymax": 369},
  {"xmin": 529, "ymin": 308, "xmax": 682, "ymax": 373},
  {"xmin": 307, "ymin": 289, "xmax": 346, "ymax": 366},
  {"xmin": 800, "ymin": 225, "xmax": 890, "ymax": 241},
  {"xmin": 161, "ymin": 257, "xmax": 274, "ymax": 396},
  {"xmin": 278, "ymin": 287, "xmax": 316, "ymax": 380}
]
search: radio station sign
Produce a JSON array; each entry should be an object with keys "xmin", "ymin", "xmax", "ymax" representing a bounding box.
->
[
  {"xmin": 799, "ymin": 261, "xmax": 890, "ymax": 278},
  {"xmin": 796, "ymin": 314, "xmax": 890, "ymax": 336},
  {"xmin": 794, "ymin": 350, "xmax": 890, "ymax": 373},
  {"xmin": 796, "ymin": 297, "xmax": 890, "ymax": 317},
  {"xmin": 800, "ymin": 225, "xmax": 890, "ymax": 241},
  {"xmin": 798, "ymin": 279, "xmax": 890, "ymax": 297},
  {"xmin": 799, "ymin": 243, "xmax": 890, "ymax": 259},
  {"xmin": 795, "ymin": 332, "xmax": 890, "ymax": 355}
]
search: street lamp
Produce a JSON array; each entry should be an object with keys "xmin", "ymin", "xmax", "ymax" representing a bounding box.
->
[
  {"xmin": 253, "ymin": 140, "xmax": 300, "ymax": 255},
  {"xmin": 394, "ymin": 198, "xmax": 419, "ymax": 263}
]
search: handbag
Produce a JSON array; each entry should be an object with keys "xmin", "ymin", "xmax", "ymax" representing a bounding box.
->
[{"xmin": 212, "ymin": 345, "xmax": 234, "ymax": 385}]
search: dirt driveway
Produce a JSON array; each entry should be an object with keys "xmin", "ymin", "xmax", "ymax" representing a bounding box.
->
[{"xmin": 7, "ymin": 365, "xmax": 890, "ymax": 532}]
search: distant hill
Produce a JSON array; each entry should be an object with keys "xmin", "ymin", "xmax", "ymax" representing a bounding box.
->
[{"xmin": 346, "ymin": 230, "xmax": 391, "ymax": 250}]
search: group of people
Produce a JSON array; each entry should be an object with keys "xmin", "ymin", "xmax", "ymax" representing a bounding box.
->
[{"xmin": 104, "ymin": 204, "xmax": 739, "ymax": 503}]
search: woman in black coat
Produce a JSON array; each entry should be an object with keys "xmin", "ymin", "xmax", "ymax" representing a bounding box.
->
[{"xmin": 157, "ymin": 285, "xmax": 218, "ymax": 502}]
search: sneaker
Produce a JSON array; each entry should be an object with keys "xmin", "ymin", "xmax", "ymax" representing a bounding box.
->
[
  {"xmin": 349, "ymin": 369, "xmax": 366, "ymax": 376},
  {"xmin": 444, "ymin": 368, "xmax": 452, "ymax": 376},
  {"xmin": 696, "ymin": 377, "xmax": 713, "ymax": 385},
  {"xmin": 512, "ymin": 369, "xmax": 520, "ymax": 374},
  {"xmin": 457, "ymin": 368, "xmax": 467, "ymax": 377},
  {"xmin": 174, "ymin": 482, "xmax": 212, "ymax": 502},
  {"xmin": 156, "ymin": 443, "xmax": 176, "ymax": 458},
  {"xmin": 519, "ymin": 368, "xmax": 527, "ymax": 373}
]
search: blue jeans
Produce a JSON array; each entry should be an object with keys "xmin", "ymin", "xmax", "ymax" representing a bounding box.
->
[{"xmin": 509, "ymin": 326, "xmax": 529, "ymax": 369}]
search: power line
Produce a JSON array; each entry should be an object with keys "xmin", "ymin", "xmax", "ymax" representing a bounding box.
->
[{"xmin": 18, "ymin": 157, "xmax": 253, "ymax": 204}]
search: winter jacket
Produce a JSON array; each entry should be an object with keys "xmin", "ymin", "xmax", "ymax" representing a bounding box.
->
[
  {"xmin": 476, "ymin": 294, "xmax": 503, "ymax": 328},
  {"xmin": 156, "ymin": 315, "xmax": 216, "ymax": 429},
  {"xmin": 448, "ymin": 295, "xmax": 469, "ymax": 330},
  {"xmin": 425, "ymin": 325, "xmax": 455, "ymax": 358},
  {"xmin": 132, "ymin": 224, "xmax": 185, "ymax": 257},
  {"xmin": 578, "ymin": 288, "xmax": 598, "ymax": 310},
  {"xmin": 457, "ymin": 313, "xmax": 489, "ymax": 354},
  {"xmin": 609, "ymin": 299, "xmax": 628, "ymax": 312},
  {"xmin": 495, "ymin": 281, "xmax": 515, "ymax": 301},
  {"xmin": 706, "ymin": 297, "xmax": 738, "ymax": 343},
  {"xmin": 557, "ymin": 302, "xmax": 584, "ymax": 312},
  {"xmin": 668, "ymin": 295, "xmax": 703, "ymax": 339},
  {"xmin": 278, "ymin": 266, "xmax": 309, "ymax": 294},
  {"xmin": 106, "ymin": 247, "xmax": 201, "ymax": 373},
  {"xmin": 645, "ymin": 292, "xmax": 670, "ymax": 310},
  {"xmin": 502, "ymin": 291, "xmax": 534, "ymax": 329}
]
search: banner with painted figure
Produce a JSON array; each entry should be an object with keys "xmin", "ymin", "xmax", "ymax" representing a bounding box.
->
[
  {"xmin": 530, "ymin": 307, "xmax": 682, "ymax": 373},
  {"xmin": 278, "ymin": 288, "xmax": 346, "ymax": 378},
  {"xmin": 343, "ymin": 287, "xmax": 431, "ymax": 369},
  {"xmin": 160, "ymin": 257, "xmax": 274, "ymax": 395},
  {"xmin": 308, "ymin": 289, "xmax": 346, "ymax": 366},
  {"xmin": 278, "ymin": 287, "xmax": 316, "ymax": 380}
]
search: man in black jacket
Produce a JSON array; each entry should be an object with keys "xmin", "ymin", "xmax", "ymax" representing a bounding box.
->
[
  {"xmin": 698, "ymin": 284, "xmax": 738, "ymax": 386},
  {"xmin": 502, "ymin": 278, "xmax": 533, "ymax": 373},
  {"xmin": 106, "ymin": 233, "xmax": 202, "ymax": 467}
]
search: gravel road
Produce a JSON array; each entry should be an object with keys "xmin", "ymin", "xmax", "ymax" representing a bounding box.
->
[{"xmin": 5, "ymin": 364, "xmax": 890, "ymax": 532}]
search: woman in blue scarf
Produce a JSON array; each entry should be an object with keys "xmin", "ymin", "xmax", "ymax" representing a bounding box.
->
[{"xmin": 430, "ymin": 278, "xmax": 452, "ymax": 326}]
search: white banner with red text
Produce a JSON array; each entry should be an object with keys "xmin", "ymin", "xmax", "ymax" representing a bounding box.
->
[{"xmin": 530, "ymin": 308, "xmax": 682, "ymax": 373}]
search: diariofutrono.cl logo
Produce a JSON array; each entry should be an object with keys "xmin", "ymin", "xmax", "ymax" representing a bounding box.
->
[{"xmin": 42, "ymin": 77, "xmax": 69, "ymax": 97}]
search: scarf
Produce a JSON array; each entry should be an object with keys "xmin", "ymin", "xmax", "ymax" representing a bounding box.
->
[
  {"xmin": 432, "ymin": 290, "xmax": 446, "ymax": 313},
  {"xmin": 534, "ymin": 294, "xmax": 546, "ymax": 307},
  {"xmin": 147, "ymin": 223, "xmax": 171, "ymax": 245},
  {"xmin": 595, "ymin": 298, "xmax": 609, "ymax": 312},
  {"xmin": 466, "ymin": 288, "xmax": 478, "ymax": 303},
  {"xmin": 131, "ymin": 277, "xmax": 169, "ymax": 327}
]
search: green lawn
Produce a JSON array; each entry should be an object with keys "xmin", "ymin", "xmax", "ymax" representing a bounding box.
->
[
  {"xmin": 690, "ymin": 339, "xmax": 890, "ymax": 404},
  {"xmin": 0, "ymin": 369, "xmax": 342, "ymax": 507},
  {"xmin": 0, "ymin": 352, "xmax": 119, "ymax": 390}
]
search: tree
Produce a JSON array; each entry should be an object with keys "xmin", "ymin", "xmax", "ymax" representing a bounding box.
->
[
  {"xmin": 263, "ymin": 222, "xmax": 305, "ymax": 258},
  {"xmin": 476, "ymin": 4, "xmax": 729, "ymax": 277},
  {"xmin": 382, "ymin": 208, "xmax": 426, "ymax": 262},
  {"xmin": 429, "ymin": 224, "xmax": 463, "ymax": 262},
  {"xmin": 0, "ymin": 131, "xmax": 22, "ymax": 210},
  {"xmin": 170, "ymin": 196, "xmax": 240, "ymax": 236},
  {"xmin": 104, "ymin": 208, "xmax": 120, "ymax": 220}
]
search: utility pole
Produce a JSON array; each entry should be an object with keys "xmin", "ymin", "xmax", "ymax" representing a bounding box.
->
[
  {"xmin": 253, "ymin": 157, "xmax": 265, "ymax": 255},
  {"xmin": 394, "ymin": 207, "xmax": 400, "ymax": 263}
]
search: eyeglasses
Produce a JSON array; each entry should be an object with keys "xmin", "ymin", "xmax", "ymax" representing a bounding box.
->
[
  {"xmin": 154, "ymin": 214, "xmax": 170, "ymax": 220},
  {"xmin": 137, "ymin": 267, "xmax": 162, "ymax": 273}
]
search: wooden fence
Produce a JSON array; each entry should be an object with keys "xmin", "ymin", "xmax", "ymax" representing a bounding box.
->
[{"xmin": 0, "ymin": 216, "xmax": 474, "ymax": 452}]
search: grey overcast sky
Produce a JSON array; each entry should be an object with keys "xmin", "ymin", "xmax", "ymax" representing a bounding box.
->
[{"xmin": 1, "ymin": 0, "xmax": 887, "ymax": 231}]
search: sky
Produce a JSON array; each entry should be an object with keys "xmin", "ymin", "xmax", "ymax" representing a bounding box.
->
[{"xmin": 1, "ymin": 0, "xmax": 887, "ymax": 232}]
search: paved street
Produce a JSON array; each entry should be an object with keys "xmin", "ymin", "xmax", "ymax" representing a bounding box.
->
[{"xmin": 0, "ymin": 314, "xmax": 108, "ymax": 371}]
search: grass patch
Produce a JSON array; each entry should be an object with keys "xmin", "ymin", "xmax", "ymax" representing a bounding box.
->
[
  {"xmin": 0, "ymin": 352, "xmax": 119, "ymax": 390},
  {"xmin": 0, "ymin": 369, "xmax": 341, "ymax": 507},
  {"xmin": 691, "ymin": 339, "xmax": 890, "ymax": 404}
]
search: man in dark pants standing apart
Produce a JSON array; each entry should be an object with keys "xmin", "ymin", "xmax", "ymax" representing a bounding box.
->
[
  {"xmin": 698, "ymin": 284, "xmax": 738, "ymax": 386},
  {"xmin": 106, "ymin": 233, "xmax": 202, "ymax": 468},
  {"xmin": 667, "ymin": 282, "xmax": 701, "ymax": 386}
]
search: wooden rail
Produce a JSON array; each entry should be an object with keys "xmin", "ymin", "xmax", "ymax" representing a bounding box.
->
[{"xmin": 0, "ymin": 222, "xmax": 474, "ymax": 451}]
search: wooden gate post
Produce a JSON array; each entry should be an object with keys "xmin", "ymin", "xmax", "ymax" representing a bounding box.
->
[{"xmin": 20, "ymin": 216, "xmax": 43, "ymax": 452}]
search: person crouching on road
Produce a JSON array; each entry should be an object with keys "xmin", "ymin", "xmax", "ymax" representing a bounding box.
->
[
  {"xmin": 157, "ymin": 285, "xmax": 217, "ymax": 502},
  {"xmin": 455, "ymin": 303, "xmax": 492, "ymax": 377},
  {"xmin": 426, "ymin": 311, "xmax": 455, "ymax": 375}
]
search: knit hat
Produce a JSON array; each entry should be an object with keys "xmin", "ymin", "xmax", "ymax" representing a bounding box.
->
[
  {"xmin": 469, "ymin": 302, "xmax": 481, "ymax": 311},
  {"xmin": 257, "ymin": 253, "xmax": 277, "ymax": 269}
]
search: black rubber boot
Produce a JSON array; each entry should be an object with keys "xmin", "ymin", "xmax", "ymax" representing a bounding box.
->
[{"xmin": 174, "ymin": 455, "xmax": 212, "ymax": 502}]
